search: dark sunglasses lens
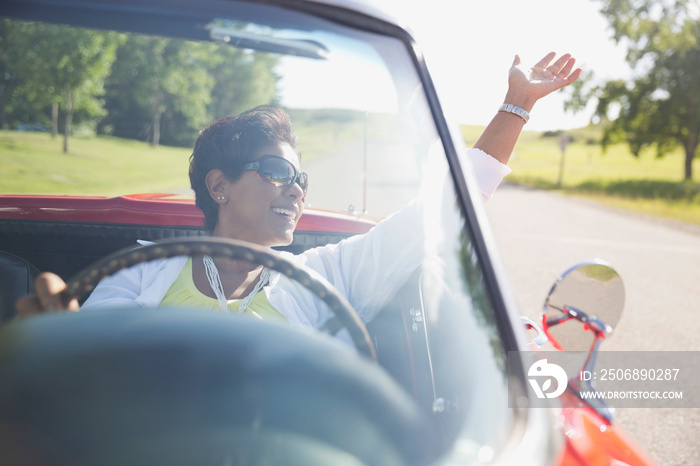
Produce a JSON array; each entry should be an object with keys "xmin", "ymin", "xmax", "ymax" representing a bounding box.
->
[
  {"xmin": 297, "ymin": 172, "xmax": 308, "ymax": 191},
  {"xmin": 260, "ymin": 157, "xmax": 307, "ymax": 191},
  {"xmin": 260, "ymin": 158, "xmax": 295, "ymax": 186}
]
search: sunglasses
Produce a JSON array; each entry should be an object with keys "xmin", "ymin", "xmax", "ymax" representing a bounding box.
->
[{"xmin": 242, "ymin": 155, "xmax": 308, "ymax": 192}]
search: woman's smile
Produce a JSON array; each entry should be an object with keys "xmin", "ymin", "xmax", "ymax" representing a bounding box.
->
[{"xmin": 271, "ymin": 206, "xmax": 298, "ymax": 221}]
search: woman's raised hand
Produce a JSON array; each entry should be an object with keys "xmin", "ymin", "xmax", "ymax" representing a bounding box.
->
[{"xmin": 505, "ymin": 52, "xmax": 582, "ymax": 111}]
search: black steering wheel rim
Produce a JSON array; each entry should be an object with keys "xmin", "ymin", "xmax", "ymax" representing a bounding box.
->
[{"xmin": 64, "ymin": 236, "xmax": 376, "ymax": 359}]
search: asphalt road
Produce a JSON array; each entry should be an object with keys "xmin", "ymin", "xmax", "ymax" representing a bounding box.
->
[{"xmin": 484, "ymin": 184, "xmax": 700, "ymax": 466}]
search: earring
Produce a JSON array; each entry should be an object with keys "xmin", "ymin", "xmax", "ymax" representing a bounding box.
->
[{"xmin": 216, "ymin": 195, "xmax": 226, "ymax": 201}]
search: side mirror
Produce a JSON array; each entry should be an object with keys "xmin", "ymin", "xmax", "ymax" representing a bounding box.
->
[
  {"xmin": 542, "ymin": 260, "xmax": 624, "ymax": 352},
  {"xmin": 539, "ymin": 260, "xmax": 625, "ymax": 423}
]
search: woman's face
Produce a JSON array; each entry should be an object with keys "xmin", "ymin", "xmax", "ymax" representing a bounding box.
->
[{"xmin": 215, "ymin": 142, "xmax": 305, "ymax": 247}]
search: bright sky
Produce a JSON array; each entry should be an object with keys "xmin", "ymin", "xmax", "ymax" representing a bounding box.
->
[{"xmin": 389, "ymin": 0, "xmax": 632, "ymax": 131}]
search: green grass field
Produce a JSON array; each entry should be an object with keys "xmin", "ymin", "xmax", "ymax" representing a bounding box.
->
[
  {"xmin": 2, "ymin": 125, "xmax": 699, "ymax": 226},
  {"xmin": 0, "ymin": 130, "xmax": 192, "ymax": 195},
  {"xmin": 463, "ymin": 125, "xmax": 700, "ymax": 226}
]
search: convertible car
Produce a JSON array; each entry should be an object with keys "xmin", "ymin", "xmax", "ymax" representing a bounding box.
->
[{"xmin": 0, "ymin": 0, "xmax": 655, "ymax": 464}]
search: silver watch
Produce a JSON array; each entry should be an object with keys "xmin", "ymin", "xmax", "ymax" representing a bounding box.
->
[{"xmin": 498, "ymin": 103, "xmax": 530, "ymax": 123}]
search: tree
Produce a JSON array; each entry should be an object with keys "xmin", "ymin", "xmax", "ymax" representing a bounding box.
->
[
  {"xmin": 207, "ymin": 47, "xmax": 279, "ymax": 120},
  {"xmin": 4, "ymin": 21, "xmax": 120, "ymax": 152},
  {"xmin": 0, "ymin": 20, "xmax": 20, "ymax": 129},
  {"xmin": 0, "ymin": 19, "xmax": 54, "ymax": 131},
  {"xmin": 101, "ymin": 36, "xmax": 214, "ymax": 147},
  {"xmin": 102, "ymin": 36, "xmax": 279, "ymax": 147},
  {"xmin": 580, "ymin": 0, "xmax": 700, "ymax": 180}
]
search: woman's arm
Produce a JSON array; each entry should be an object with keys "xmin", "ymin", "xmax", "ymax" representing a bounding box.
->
[{"xmin": 475, "ymin": 52, "xmax": 581, "ymax": 164}]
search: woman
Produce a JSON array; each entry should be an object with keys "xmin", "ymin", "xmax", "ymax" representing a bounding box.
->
[{"xmin": 16, "ymin": 52, "xmax": 581, "ymax": 322}]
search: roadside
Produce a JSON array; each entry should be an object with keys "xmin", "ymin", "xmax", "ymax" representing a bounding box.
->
[
  {"xmin": 509, "ymin": 182, "xmax": 700, "ymax": 237},
  {"xmin": 462, "ymin": 124, "xmax": 700, "ymax": 227},
  {"xmin": 484, "ymin": 183, "xmax": 700, "ymax": 466}
]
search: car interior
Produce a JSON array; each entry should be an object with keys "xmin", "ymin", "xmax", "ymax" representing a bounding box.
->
[{"xmin": 0, "ymin": 218, "xmax": 472, "ymax": 464}]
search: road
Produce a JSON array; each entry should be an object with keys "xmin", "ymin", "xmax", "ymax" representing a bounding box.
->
[{"xmin": 484, "ymin": 184, "xmax": 700, "ymax": 466}]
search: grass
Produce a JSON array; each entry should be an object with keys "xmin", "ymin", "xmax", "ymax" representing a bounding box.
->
[
  {"xmin": 462, "ymin": 125, "xmax": 700, "ymax": 226},
  {"xmin": 0, "ymin": 130, "xmax": 192, "ymax": 195},
  {"xmin": 0, "ymin": 109, "xmax": 397, "ymax": 196},
  {"xmin": 2, "ymin": 124, "xmax": 700, "ymax": 227}
]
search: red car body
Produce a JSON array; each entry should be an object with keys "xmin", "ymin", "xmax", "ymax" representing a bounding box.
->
[{"xmin": 0, "ymin": 194, "xmax": 377, "ymax": 232}]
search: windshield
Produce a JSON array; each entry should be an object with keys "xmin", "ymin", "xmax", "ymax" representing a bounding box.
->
[
  {"xmin": 1, "ymin": 2, "xmax": 512, "ymax": 462},
  {"xmin": 1, "ymin": 11, "xmax": 423, "ymax": 217}
]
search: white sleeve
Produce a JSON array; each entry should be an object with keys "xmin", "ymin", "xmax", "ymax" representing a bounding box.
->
[
  {"xmin": 81, "ymin": 263, "xmax": 145, "ymax": 310},
  {"xmin": 293, "ymin": 147, "xmax": 510, "ymax": 323},
  {"xmin": 295, "ymin": 200, "xmax": 423, "ymax": 323},
  {"xmin": 81, "ymin": 255, "xmax": 187, "ymax": 310},
  {"xmin": 464, "ymin": 148, "xmax": 511, "ymax": 201}
]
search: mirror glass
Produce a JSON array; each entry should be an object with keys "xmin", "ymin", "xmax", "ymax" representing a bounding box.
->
[{"xmin": 542, "ymin": 261, "xmax": 625, "ymax": 351}]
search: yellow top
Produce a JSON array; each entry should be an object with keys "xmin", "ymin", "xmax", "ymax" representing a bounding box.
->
[{"xmin": 160, "ymin": 257, "xmax": 286, "ymax": 321}]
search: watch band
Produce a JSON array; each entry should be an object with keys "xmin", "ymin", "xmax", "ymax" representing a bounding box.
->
[{"xmin": 498, "ymin": 103, "xmax": 530, "ymax": 123}]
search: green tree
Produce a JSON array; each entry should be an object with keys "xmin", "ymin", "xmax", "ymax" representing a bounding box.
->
[
  {"xmin": 0, "ymin": 20, "xmax": 20, "ymax": 129},
  {"xmin": 102, "ymin": 35, "xmax": 279, "ymax": 147},
  {"xmin": 4, "ymin": 20, "xmax": 120, "ymax": 152},
  {"xmin": 581, "ymin": 0, "xmax": 700, "ymax": 180},
  {"xmin": 207, "ymin": 46, "xmax": 279, "ymax": 120},
  {"xmin": 100, "ymin": 36, "xmax": 213, "ymax": 147},
  {"xmin": 0, "ymin": 19, "xmax": 54, "ymax": 131}
]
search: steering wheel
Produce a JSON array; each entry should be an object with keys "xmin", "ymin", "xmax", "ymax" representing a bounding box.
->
[{"xmin": 64, "ymin": 237, "xmax": 376, "ymax": 360}]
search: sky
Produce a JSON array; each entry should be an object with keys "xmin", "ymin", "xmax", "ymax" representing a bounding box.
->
[{"xmin": 386, "ymin": 0, "xmax": 633, "ymax": 131}]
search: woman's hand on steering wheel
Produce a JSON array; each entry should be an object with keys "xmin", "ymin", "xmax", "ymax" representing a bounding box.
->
[{"xmin": 15, "ymin": 272, "xmax": 78, "ymax": 318}]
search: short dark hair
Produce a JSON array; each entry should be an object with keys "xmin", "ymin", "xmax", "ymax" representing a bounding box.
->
[{"xmin": 189, "ymin": 105, "xmax": 299, "ymax": 232}]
